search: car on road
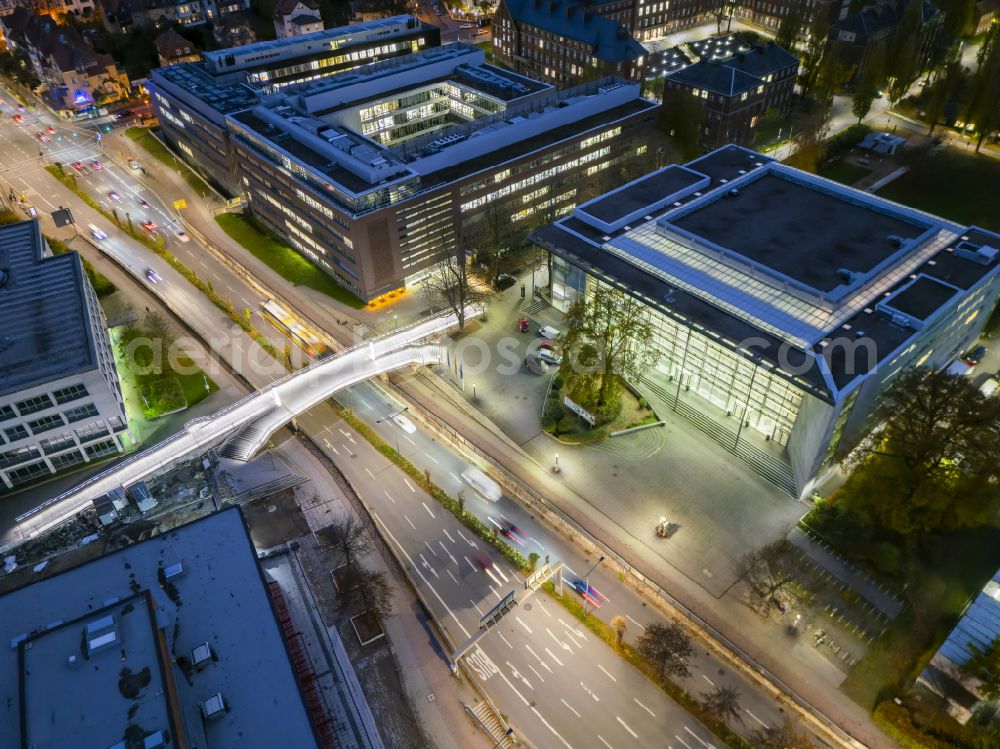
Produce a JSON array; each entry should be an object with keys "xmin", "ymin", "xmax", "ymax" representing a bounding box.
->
[
  {"xmin": 962, "ymin": 346, "xmax": 987, "ymax": 366},
  {"xmin": 571, "ymin": 579, "xmax": 607, "ymax": 609},
  {"xmin": 461, "ymin": 467, "xmax": 503, "ymax": 501},
  {"xmin": 137, "ymin": 198, "xmax": 150, "ymax": 208},
  {"xmin": 492, "ymin": 273, "xmax": 516, "ymax": 291},
  {"xmin": 128, "ymin": 160, "xmax": 143, "ymax": 171},
  {"xmin": 538, "ymin": 325, "xmax": 560, "ymax": 339},
  {"xmin": 91, "ymin": 160, "xmax": 102, "ymax": 170},
  {"xmin": 524, "ymin": 353, "xmax": 549, "ymax": 375},
  {"xmin": 174, "ymin": 228, "xmax": 190, "ymax": 242},
  {"xmin": 537, "ymin": 342, "xmax": 562, "ymax": 365},
  {"xmin": 114, "ymin": 109, "xmax": 134, "ymax": 120},
  {"xmin": 392, "ymin": 413, "xmax": 417, "ymax": 433},
  {"xmin": 88, "ymin": 224, "xmax": 108, "ymax": 240},
  {"xmin": 45, "ymin": 125, "xmax": 56, "ymax": 134},
  {"xmin": 107, "ymin": 191, "xmax": 121, "ymax": 201},
  {"xmin": 16, "ymin": 104, "xmax": 25, "ymax": 111},
  {"xmin": 12, "ymin": 114, "xmax": 23, "ymax": 123},
  {"xmin": 497, "ymin": 519, "xmax": 525, "ymax": 545},
  {"xmin": 36, "ymin": 132, "xmax": 50, "ymax": 142},
  {"xmin": 140, "ymin": 220, "xmax": 158, "ymax": 233},
  {"xmin": 72, "ymin": 161, "xmax": 85, "ymax": 171},
  {"xmin": 472, "ymin": 552, "xmax": 494, "ymax": 570},
  {"xmin": 459, "ymin": 23, "xmax": 473, "ymax": 28},
  {"xmin": 144, "ymin": 268, "xmax": 162, "ymax": 284}
]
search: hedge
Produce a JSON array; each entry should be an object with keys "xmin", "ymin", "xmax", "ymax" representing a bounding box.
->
[{"xmin": 873, "ymin": 701, "xmax": 961, "ymax": 749}]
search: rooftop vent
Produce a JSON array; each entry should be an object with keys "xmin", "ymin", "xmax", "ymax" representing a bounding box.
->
[
  {"xmin": 144, "ymin": 732, "xmax": 168, "ymax": 749},
  {"xmin": 854, "ymin": 330, "xmax": 866, "ymax": 338},
  {"xmin": 192, "ymin": 642, "xmax": 213, "ymax": 669},
  {"xmin": 164, "ymin": 562, "xmax": 184, "ymax": 580},
  {"xmin": 725, "ymin": 188, "xmax": 739, "ymax": 198},
  {"xmin": 955, "ymin": 241, "xmax": 999, "ymax": 265},
  {"xmin": 85, "ymin": 615, "xmax": 118, "ymax": 655},
  {"xmin": 201, "ymin": 692, "xmax": 226, "ymax": 721},
  {"xmin": 887, "ymin": 234, "xmax": 905, "ymax": 248},
  {"xmin": 0, "ymin": 269, "xmax": 8, "ymax": 288}
]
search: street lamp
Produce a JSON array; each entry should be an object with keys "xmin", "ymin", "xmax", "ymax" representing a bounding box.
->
[
  {"xmin": 552, "ymin": 452, "xmax": 560, "ymax": 474},
  {"xmin": 583, "ymin": 555, "xmax": 605, "ymax": 617},
  {"xmin": 376, "ymin": 405, "xmax": 409, "ymax": 455}
]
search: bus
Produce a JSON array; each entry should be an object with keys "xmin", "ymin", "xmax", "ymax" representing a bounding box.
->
[{"xmin": 260, "ymin": 299, "xmax": 325, "ymax": 357}]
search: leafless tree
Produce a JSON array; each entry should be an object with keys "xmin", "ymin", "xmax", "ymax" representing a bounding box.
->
[
  {"xmin": 701, "ymin": 685, "xmax": 743, "ymax": 724},
  {"xmin": 420, "ymin": 251, "xmax": 489, "ymax": 331},
  {"xmin": 611, "ymin": 615, "xmax": 627, "ymax": 647},
  {"xmin": 636, "ymin": 621, "xmax": 694, "ymax": 679},
  {"xmin": 734, "ymin": 540, "xmax": 802, "ymax": 611},
  {"xmin": 752, "ymin": 722, "xmax": 817, "ymax": 749},
  {"xmin": 356, "ymin": 568, "xmax": 394, "ymax": 620},
  {"xmin": 319, "ymin": 513, "xmax": 372, "ymax": 567}
]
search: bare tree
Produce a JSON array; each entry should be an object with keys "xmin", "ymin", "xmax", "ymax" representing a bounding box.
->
[
  {"xmin": 701, "ymin": 685, "xmax": 743, "ymax": 724},
  {"xmin": 751, "ymin": 722, "xmax": 817, "ymax": 749},
  {"xmin": 320, "ymin": 513, "xmax": 372, "ymax": 567},
  {"xmin": 636, "ymin": 622, "xmax": 694, "ymax": 679},
  {"xmin": 356, "ymin": 568, "xmax": 394, "ymax": 620},
  {"xmin": 734, "ymin": 540, "xmax": 802, "ymax": 611},
  {"xmin": 421, "ymin": 252, "xmax": 489, "ymax": 332},
  {"xmin": 611, "ymin": 615, "xmax": 627, "ymax": 647}
]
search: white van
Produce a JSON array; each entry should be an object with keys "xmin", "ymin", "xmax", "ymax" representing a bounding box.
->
[
  {"xmin": 88, "ymin": 224, "xmax": 108, "ymax": 240},
  {"xmin": 461, "ymin": 467, "xmax": 502, "ymax": 502}
]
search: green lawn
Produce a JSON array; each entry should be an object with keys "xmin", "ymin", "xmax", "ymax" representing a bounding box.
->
[
  {"xmin": 124, "ymin": 127, "xmax": 207, "ymax": 194},
  {"xmin": 818, "ymin": 159, "xmax": 872, "ymax": 186},
  {"xmin": 877, "ymin": 149, "xmax": 1000, "ymax": 232},
  {"xmin": 176, "ymin": 361, "xmax": 219, "ymax": 407},
  {"xmin": 215, "ymin": 212, "xmax": 365, "ymax": 308}
]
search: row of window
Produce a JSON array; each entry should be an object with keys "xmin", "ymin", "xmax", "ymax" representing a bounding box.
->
[{"xmin": 0, "ymin": 384, "xmax": 89, "ymax": 422}]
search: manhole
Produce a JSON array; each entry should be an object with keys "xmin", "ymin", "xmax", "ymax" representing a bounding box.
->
[{"xmin": 523, "ymin": 603, "xmax": 532, "ymax": 611}]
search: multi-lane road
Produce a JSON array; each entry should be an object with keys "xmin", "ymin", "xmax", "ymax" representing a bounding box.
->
[{"xmin": 0, "ymin": 86, "xmax": 822, "ymax": 748}]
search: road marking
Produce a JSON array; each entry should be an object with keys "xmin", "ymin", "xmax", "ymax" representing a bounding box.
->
[
  {"xmin": 684, "ymin": 726, "xmax": 713, "ymax": 748},
  {"xmin": 625, "ymin": 614, "xmax": 644, "ymax": 630},
  {"xmin": 402, "ymin": 434, "xmax": 416, "ymax": 445},
  {"xmin": 322, "ymin": 438, "xmax": 332, "ymax": 449},
  {"xmin": 364, "ymin": 467, "xmax": 375, "ymax": 479},
  {"xmin": 383, "ymin": 490, "xmax": 395, "ymax": 504},
  {"xmin": 531, "ymin": 707, "xmax": 574, "ymax": 749},
  {"xmin": 424, "ymin": 541, "xmax": 438, "ymax": 558},
  {"xmin": 597, "ymin": 664, "xmax": 617, "ymax": 682},
  {"xmin": 498, "ymin": 632, "xmax": 513, "ymax": 649},
  {"xmin": 422, "ymin": 501, "xmax": 435, "ymax": 519},
  {"xmin": 528, "ymin": 664, "xmax": 544, "ymax": 682},
  {"xmin": 442, "ymin": 528, "xmax": 455, "ymax": 543},
  {"xmin": 465, "ymin": 555, "xmax": 477, "ymax": 573},
  {"xmin": 404, "ymin": 478, "xmax": 415, "ymax": 493},
  {"xmin": 328, "ymin": 444, "xmax": 340, "ymax": 456},
  {"xmin": 560, "ymin": 698, "xmax": 580, "ymax": 718},
  {"xmin": 562, "ymin": 628, "xmax": 583, "ymax": 649},
  {"xmin": 537, "ymin": 600, "xmax": 551, "ymax": 618},
  {"xmin": 438, "ymin": 541, "xmax": 457, "ymax": 564},
  {"xmin": 449, "ymin": 471, "xmax": 460, "ymax": 481},
  {"xmin": 674, "ymin": 736, "xmax": 695, "ymax": 749},
  {"xmin": 404, "ymin": 515, "xmax": 416, "ymax": 530},
  {"xmin": 546, "ymin": 628, "xmax": 572, "ymax": 653},
  {"xmin": 489, "ymin": 584, "xmax": 501, "ymax": 600},
  {"xmin": 579, "ymin": 682, "xmax": 599, "ymax": 701},
  {"xmin": 424, "ymin": 451, "xmax": 439, "ymax": 464},
  {"xmin": 544, "ymin": 647, "xmax": 564, "ymax": 667},
  {"xmin": 616, "ymin": 717, "xmax": 638, "ymax": 739},
  {"xmin": 493, "ymin": 565, "xmax": 509, "ymax": 584},
  {"xmin": 470, "ymin": 599, "xmax": 484, "ymax": 616},
  {"xmin": 598, "ymin": 736, "xmax": 614, "ymax": 749},
  {"xmin": 701, "ymin": 674, "xmax": 716, "ymax": 687},
  {"xmin": 515, "ymin": 616, "xmax": 532, "ymax": 634},
  {"xmin": 373, "ymin": 512, "xmax": 470, "ymax": 639},
  {"xmin": 446, "ymin": 569, "xmax": 459, "ymax": 585},
  {"xmin": 483, "ymin": 567, "xmax": 502, "ymax": 587},
  {"xmin": 634, "ymin": 698, "xmax": 655, "ymax": 717},
  {"xmin": 456, "ymin": 529, "xmax": 478, "ymax": 548},
  {"xmin": 419, "ymin": 553, "xmax": 439, "ymax": 579},
  {"xmin": 524, "ymin": 645, "xmax": 552, "ymax": 673},
  {"xmin": 745, "ymin": 709, "xmax": 769, "ymax": 728},
  {"xmin": 558, "ymin": 618, "xmax": 586, "ymax": 641}
]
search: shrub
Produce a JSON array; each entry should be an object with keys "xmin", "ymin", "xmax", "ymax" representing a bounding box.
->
[
  {"xmin": 873, "ymin": 701, "xmax": 960, "ymax": 749},
  {"xmin": 552, "ymin": 374, "xmax": 564, "ymax": 389},
  {"xmin": 544, "ymin": 397, "xmax": 564, "ymax": 421},
  {"xmin": 870, "ymin": 542, "xmax": 903, "ymax": 576},
  {"xmin": 541, "ymin": 415, "xmax": 556, "ymax": 432},
  {"xmin": 638, "ymin": 397, "xmax": 649, "ymax": 410}
]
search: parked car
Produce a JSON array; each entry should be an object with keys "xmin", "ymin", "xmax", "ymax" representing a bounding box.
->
[
  {"xmin": 517, "ymin": 318, "xmax": 529, "ymax": 333},
  {"xmin": 493, "ymin": 273, "xmax": 516, "ymax": 291},
  {"xmin": 538, "ymin": 325, "xmax": 560, "ymax": 339},
  {"xmin": 537, "ymin": 343, "xmax": 562, "ymax": 365},
  {"xmin": 524, "ymin": 353, "xmax": 549, "ymax": 375},
  {"xmin": 962, "ymin": 346, "xmax": 987, "ymax": 366}
]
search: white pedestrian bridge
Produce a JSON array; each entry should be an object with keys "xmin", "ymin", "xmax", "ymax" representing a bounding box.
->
[{"xmin": 13, "ymin": 307, "xmax": 474, "ymax": 542}]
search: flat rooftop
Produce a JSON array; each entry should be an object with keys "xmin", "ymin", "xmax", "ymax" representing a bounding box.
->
[
  {"xmin": 0, "ymin": 221, "xmax": 96, "ymax": 396},
  {"xmin": 0, "ymin": 508, "xmax": 318, "ymax": 749},
  {"xmin": 668, "ymin": 171, "xmax": 930, "ymax": 293},
  {"xmin": 580, "ymin": 164, "xmax": 707, "ymax": 226}
]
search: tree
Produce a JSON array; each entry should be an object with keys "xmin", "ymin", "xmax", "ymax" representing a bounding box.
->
[
  {"xmin": 924, "ymin": 62, "xmax": 963, "ymax": 134},
  {"xmin": 713, "ymin": 0, "xmax": 734, "ymax": 34},
  {"xmin": 839, "ymin": 368, "xmax": 1000, "ymax": 536},
  {"xmin": 611, "ymin": 615, "xmax": 627, "ymax": 647},
  {"xmin": 421, "ymin": 251, "xmax": 489, "ymax": 331},
  {"xmin": 751, "ymin": 722, "xmax": 817, "ymax": 749},
  {"xmin": 885, "ymin": 0, "xmax": 925, "ymax": 104},
  {"xmin": 321, "ymin": 513, "xmax": 372, "ymax": 567},
  {"xmin": 852, "ymin": 48, "xmax": 885, "ymax": 123},
  {"xmin": 962, "ymin": 635, "xmax": 1000, "ymax": 699},
  {"xmin": 965, "ymin": 26, "xmax": 1000, "ymax": 151},
  {"xmin": 660, "ymin": 88, "xmax": 706, "ymax": 159},
  {"xmin": 356, "ymin": 568, "xmax": 394, "ymax": 620},
  {"xmin": 775, "ymin": 6, "xmax": 804, "ymax": 50},
  {"xmin": 559, "ymin": 283, "xmax": 659, "ymax": 424},
  {"xmin": 798, "ymin": 13, "xmax": 831, "ymax": 99},
  {"xmin": 701, "ymin": 685, "xmax": 743, "ymax": 724},
  {"xmin": 636, "ymin": 622, "xmax": 694, "ymax": 679},
  {"xmin": 734, "ymin": 540, "xmax": 802, "ymax": 610}
]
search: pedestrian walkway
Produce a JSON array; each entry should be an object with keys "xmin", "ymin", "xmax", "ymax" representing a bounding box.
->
[{"xmin": 789, "ymin": 527, "xmax": 904, "ymax": 619}]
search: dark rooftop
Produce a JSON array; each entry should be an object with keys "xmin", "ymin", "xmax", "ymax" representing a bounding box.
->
[
  {"xmin": 720, "ymin": 42, "xmax": 798, "ymax": 78},
  {"xmin": 579, "ymin": 165, "xmax": 707, "ymax": 226},
  {"xmin": 881, "ymin": 275, "xmax": 959, "ymax": 321},
  {"xmin": 666, "ymin": 59, "xmax": 762, "ymax": 97},
  {"xmin": 502, "ymin": 0, "xmax": 645, "ymax": 62},
  {"xmin": 0, "ymin": 221, "xmax": 96, "ymax": 397},
  {"xmin": 668, "ymin": 171, "xmax": 929, "ymax": 293}
]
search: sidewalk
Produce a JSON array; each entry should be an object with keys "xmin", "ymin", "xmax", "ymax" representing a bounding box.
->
[{"xmin": 391, "ymin": 369, "xmax": 898, "ymax": 749}]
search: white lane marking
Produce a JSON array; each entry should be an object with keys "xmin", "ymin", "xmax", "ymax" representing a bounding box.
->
[
  {"xmin": 383, "ymin": 490, "xmax": 395, "ymax": 504},
  {"xmin": 562, "ymin": 627, "xmax": 583, "ymax": 649},
  {"xmin": 617, "ymin": 716, "xmax": 638, "ymax": 739},
  {"xmin": 424, "ymin": 451, "xmax": 439, "ymax": 463},
  {"xmin": 546, "ymin": 628, "xmax": 572, "ymax": 653},
  {"xmin": 528, "ymin": 664, "xmax": 544, "ymax": 682},
  {"xmin": 524, "ymin": 645, "xmax": 553, "ymax": 673},
  {"xmin": 470, "ymin": 599, "xmax": 484, "ymax": 616},
  {"xmin": 537, "ymin": 600, "xmax": 552, "ymax": 618},
  {"xmin": 745, "ymin": 709, "xmax": 769, "ymax": 728},
  {"xmin": 457, "ymin": 529, "xmax": 478, "ymax": 548},
  {"xmin": 489, "ymin": 584, "xmax": 502, "ymax": 601},
  {"xmin": 446, "ymin": 569, "xmax": 459, "ymax": 585},
  {"xmin": 443, "ymin": 528, "xmax": 456, "ymax": 543},
  {"xmin": 498, "ymin": 632, "xmax": 513, "ymax": 649},
  {"xmin": 374, "ymin": 512, "xmax": 470, "ymax": 638},
  {"xmin": 465, "ymin": 555, "xmax": 477, "ymax": 573},
  {"xmin": 438, "ymin": 541, "xmax": 457, "ymax": 564},
  {"xmin": 598, "ymin": 736, "xmax": 614, "ymax": 749},
  {"xmin": 404, "ymin": 515, "xmax": 416, "ymax": 530},
  {"xmin": 515, "ymin": 616, "xmax": 532, "ymax": 634},
  {"xmin": 674, "ymin": 736, "xmax": 695, "ymax": 749},
  {"xmin": 419, "ymin": 553, "xmax": 439, "ymax": 579},
  {"xmin": 483, "ymin": 567, "xmax": 502, "ymax": 587},
  {"xmin": 328, "ymin": 444, "xmax": 340, "ymax": 456},
  {"xmin": 684, "ymin": 726, "xmax": 714, "ymax": 748},
  {"xmin": 531, "ymin": 706, "xmax": 574, "ymax": 749},
  {"xmin": 404, "ymin": 478, "xmax": 416, "ymax": 492},
  {"xmin": 634, "ymin": 698, "xmax": 655, "ymax": 717},
  {"xmin": 322, "ymin": 438, "xmax": 332, "ymax": 449},
  {"xmin": 579, "ymin": 682, "xmax": 599, "ymax": 702},
  {"xmin": 493, "ymin": 565, "xmax": 509, "ymax": 584},
  {"xmin": 449, "ymin": 471, "xmax": 460, "ymax": 481},
  {"xmin": 364, "ymin": 467, "xmax": 375, "ymax": 479},
  {"xmin": 701, "ymin": 674, "xmax": 716, "ymax": 687},
  {"xmin": 560, "ymin": 698, "xmax": 580, "ymax": 718},
  {"xmin": 625, "ymin": 614, "xmax": 644, "ymax": 630},
  {"xmin": 422, "ymin": 501, "xmax": 435, "ymax": 519},
  {"xmin": 424, "ymin": 541, "xmax": 438, "ymax": 558},
  {"xmin": 598, "ymin": 664, "xmax": 617, "ymax": 682},
  {"xmin": 402, "ymin": 433, "xmax": 416, "ymax": 445},
  {"xmin": 563, "ymin": 565, "xmax": 578, "ymax": 577},
  {"xmin": 506, "ymin": 661, "xmax": 533, "ymax": 690},
  {"xmin": 544, "ymin": 647, "xmax": 564, "ymax": 667}
]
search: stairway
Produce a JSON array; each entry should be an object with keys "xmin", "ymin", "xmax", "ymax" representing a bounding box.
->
[
  {"xmin": 218, "ymin": 418, "xmax": 272, "ymax": 461},
  {"xmin": 465, "ymin": 701, "xmax": 514, "ymax": 749}
]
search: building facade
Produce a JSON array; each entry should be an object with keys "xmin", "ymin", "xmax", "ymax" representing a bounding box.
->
[
  {"xmin": 274, "ymin": 0, "xmax": 324, "ymax": 38},
  {"xmin": 493, "ymin": 0, "xmax": 647, "ymax": 85},
  {"xmin": 0, "ymin": 221, "xmax": 129, "ymax": 491},
  {"xmin": 155, "ymin": 28, "xmax": 202, "ymax": 67},
  {"xmin": 532, "ymin": 146, "xmax": 1000, "ymax": 496}
]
